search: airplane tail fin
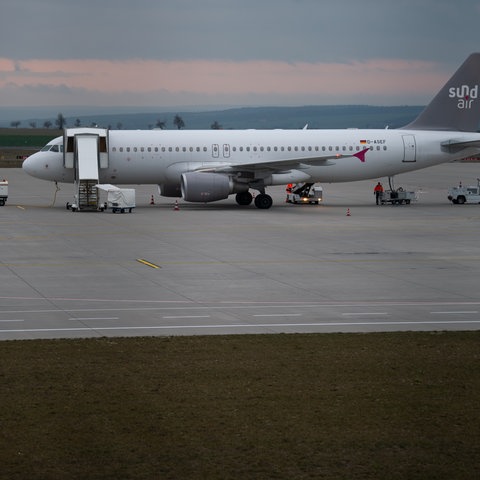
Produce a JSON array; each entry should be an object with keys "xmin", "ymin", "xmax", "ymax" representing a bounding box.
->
[{"xmin": 405, "ymin": 53, "xmax": 480, "ymax": 132}]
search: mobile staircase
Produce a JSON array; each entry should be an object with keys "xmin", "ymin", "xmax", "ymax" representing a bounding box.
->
[{"xmin": 63, "ymin": 128, "xmax": 109, "ymax": 211}]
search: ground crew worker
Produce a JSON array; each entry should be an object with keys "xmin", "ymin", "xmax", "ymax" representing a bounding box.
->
[{"xmin": 374, "ymin": 182, "xmax": 384, "ymax": 205}]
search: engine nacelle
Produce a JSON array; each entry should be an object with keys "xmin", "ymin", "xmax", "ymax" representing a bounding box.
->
[
  {"xmin": 158, "ymin": 183, "xmax": 181, "ymax": 197},
  {"xmin": 181, "ymin": 172, "xmax": 232, "ymax": 203}
]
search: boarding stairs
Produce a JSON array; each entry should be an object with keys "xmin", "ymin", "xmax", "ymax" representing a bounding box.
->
[{"xmin": 63, "ymin": 128, "xmax": 109, "ymax": 211}]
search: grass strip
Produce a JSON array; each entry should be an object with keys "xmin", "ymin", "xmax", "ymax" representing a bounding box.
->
[{"xmin": 1, "ymin": 331, "xmax": 479, "ymax": 479}]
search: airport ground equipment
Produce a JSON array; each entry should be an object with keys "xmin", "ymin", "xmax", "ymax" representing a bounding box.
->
[
  {"xmin": 380, "ymin": 188, "xmax": 417, "ymax": 205},
  {"xmin": 286, "ymin": 183, "xmax": 323, "ymax": 204},
  {"xmin": 64, "ymin": 128, "xmax": 108, "ymax": 212},
  {"xmin": 96, "ymin": 184, "xmax": 136, "ymax": 213},
  {"xmin": 0, "ymin": 179, "xmax": 7, "ymax": 206},
  {"xmin": 448, "ymin": 179, "xmax": 480, "ymax": 204}
]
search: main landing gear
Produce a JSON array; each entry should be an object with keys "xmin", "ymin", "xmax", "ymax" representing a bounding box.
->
[{"xmin": 235, "ymin": 191, "xmax": 273, "ymax": 209}]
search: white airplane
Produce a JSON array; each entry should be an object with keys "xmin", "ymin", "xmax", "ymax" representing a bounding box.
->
[{"xmin": 23, "ymin": 53, "xmax": 480, "ymax": 209}]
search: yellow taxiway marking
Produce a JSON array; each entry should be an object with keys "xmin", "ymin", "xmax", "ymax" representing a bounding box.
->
[
  {"xmin": 136, "ymin": 258, "xmax": 161, "ymax": 269},
  {"xmin": 16, "ymin": 205, "xmax": 25, "ymax": 210}
]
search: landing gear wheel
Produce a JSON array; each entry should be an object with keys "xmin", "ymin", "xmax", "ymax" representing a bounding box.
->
[
  {"xmin": 236, "ymin": 191, "xmax": 253, "ymax": 206},
  {"xmin": 254, "ymin": 194, "xmax": 273, "ymax": 209}
]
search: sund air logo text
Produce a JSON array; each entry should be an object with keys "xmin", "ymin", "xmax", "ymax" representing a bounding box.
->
[{"xmin": 448, "ymin": 85, "xmax": 479, "ymax": 109}]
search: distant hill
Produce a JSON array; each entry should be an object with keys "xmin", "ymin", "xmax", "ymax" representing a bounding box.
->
[{"xmin": 1, "ymin": 105, "xmax": 424, "ymax": 130}]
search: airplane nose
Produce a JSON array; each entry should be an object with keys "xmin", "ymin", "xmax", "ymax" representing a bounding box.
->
[
  {"xmin": 22, "ymin": 152, "xmax": 48, "ymax": 179},
  {"xmin": 22, "ymin": 154, "xmax": 37, "ymax": 176}
]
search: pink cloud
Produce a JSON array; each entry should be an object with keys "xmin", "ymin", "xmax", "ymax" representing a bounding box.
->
[{"xmin": 0, "ymin": 57, "xmax": 446, "ymax": 106}]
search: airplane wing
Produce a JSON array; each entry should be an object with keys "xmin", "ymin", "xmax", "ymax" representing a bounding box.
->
[{"xmin": 196, "ymin": 148, "xmax": 370, "ymax": 174}]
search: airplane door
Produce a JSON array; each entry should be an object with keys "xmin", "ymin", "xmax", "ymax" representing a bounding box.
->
[
  {"xmin": 212, "ymin": 144, "xmax": 219, "ymax": 158},
  {"xmin": 223, "ymin": 144, "xmax": 230, "ymax": 158},
  {"xmin": 402, "ymin": 135, "xmax": 416, "ymax": 162}
]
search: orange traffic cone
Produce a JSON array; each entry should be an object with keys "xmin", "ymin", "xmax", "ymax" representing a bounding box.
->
[
  {"xmin": 174, "ymin": 200, "xmax": 180, "ymax": 211},
  {"xmin": 150, "ymin": 195, "xmax": 155, "ymax": 205},
  {"xmin": 346, "ymin": 208, "xmax": 351, "ymax": 216}
]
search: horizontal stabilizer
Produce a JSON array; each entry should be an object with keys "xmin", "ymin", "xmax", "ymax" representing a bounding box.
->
[{"xmin": 441, "ymin": 137, "xmax": 480, "ymax": 153}]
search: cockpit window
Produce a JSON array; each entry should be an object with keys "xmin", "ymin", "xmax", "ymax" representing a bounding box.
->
[{"xmin": 40, "ymin": 144, "xmax": 63, "ymax": 152}]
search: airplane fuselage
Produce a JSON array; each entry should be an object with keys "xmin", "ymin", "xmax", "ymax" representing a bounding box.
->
[{"xmin": 23, "ymin": 128, "xmax": 479, "ymax": 186}]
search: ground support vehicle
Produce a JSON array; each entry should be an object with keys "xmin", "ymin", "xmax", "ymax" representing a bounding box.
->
[
  {"xmin": 286, "ymin": 183, "xmax": 323, "ymax": 204},
  {"xmin": 97, "ymin": 184, "xmax": 136, "ymax": 213},
  {"xmin": 0, "ymin": 179, "xmax": 7, "ymax": 206},
  {"xmin": 380, "ymin": 188, "xmax": 417, "ymax": 205},
  {"xmin": 448, "ymin": 180, "xmax": 480, "ymax": 204}
]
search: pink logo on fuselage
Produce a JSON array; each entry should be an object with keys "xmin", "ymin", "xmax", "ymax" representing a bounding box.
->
[{"xmin": 354, "ymin": 147, "xmax": 369, "ymax": 163}]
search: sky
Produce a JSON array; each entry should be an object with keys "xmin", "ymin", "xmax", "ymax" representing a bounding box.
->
[{"xmin": 1, "ymin": 0, "xmax": 480, "ymax": 111}]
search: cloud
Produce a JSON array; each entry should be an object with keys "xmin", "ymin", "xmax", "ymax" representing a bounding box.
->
[{"xmin": 0, "ymin": 57, "xmax": 446, "ymax": 107}]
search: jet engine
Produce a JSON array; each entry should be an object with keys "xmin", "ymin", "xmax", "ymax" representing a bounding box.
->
[
  {"xmin": 181, "ymin": 172, "xmax": 232, "ymax": 202},
  {"xmin": 158, "ymin": 183, "xmax": 182, "ymax": 197}
]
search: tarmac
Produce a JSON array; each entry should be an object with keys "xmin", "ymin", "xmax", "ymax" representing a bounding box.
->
[{"xmin": 1, "ymin": 162, "xmax": 480, "ymax": 340}]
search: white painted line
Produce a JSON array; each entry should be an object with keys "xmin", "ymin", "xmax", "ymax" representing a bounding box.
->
[
  {"xmin": 2, "ymin": 319, "xmax": 480, "ymax": 334},
  {"xmin": 69, "ymin": 317, "xmax": 120, "ymax": 321},
  {"xmin": 430, "ymin": 311, "xmax": 478, "ymax": 315},
  {"xmin": 0, "ymin": 319, "xmax": 24, "ymax": 323}
]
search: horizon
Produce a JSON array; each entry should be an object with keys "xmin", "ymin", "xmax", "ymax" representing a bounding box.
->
[{"xmin": 0, "ymin": 103, "xmax": 426, "ymax": 124}]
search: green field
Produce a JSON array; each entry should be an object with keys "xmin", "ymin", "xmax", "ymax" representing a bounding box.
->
[
  {"xmin": 0, "ymin": 129, "xmax": 60, "ymax": 166},
  {"xmin": 0, "ymin": 128, "xmax": 60, "ymax": 148},
  {"xmin": 1, "ymin": 332, "xmax": 479, "ymax": 479}
]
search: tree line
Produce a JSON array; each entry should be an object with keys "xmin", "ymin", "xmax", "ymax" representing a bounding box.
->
[{"xmin": 9, "ymin": 113, "xmax": 224, "ymax": 130}]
